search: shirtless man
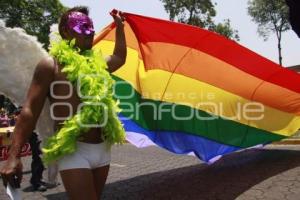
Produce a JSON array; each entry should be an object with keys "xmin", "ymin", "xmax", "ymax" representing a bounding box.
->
[{"xmin": 0, "ymin": 6, "xmax": 126, "ymax": 199}]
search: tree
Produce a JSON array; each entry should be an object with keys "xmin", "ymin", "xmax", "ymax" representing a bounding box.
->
[
  {"xmin": 0, "ymin": 0, "xmax": 67, "ymax": 49},
  {"xmin": 160, "ymin": 0, "xmax": 240, "ymax": 41},
  {"xmin": 248, "ymin": 0, "xmax": 290, "ymax": 66},
  {"xmin": 211, "ymin": 19, "xmax": 240, "ymax": 41}
]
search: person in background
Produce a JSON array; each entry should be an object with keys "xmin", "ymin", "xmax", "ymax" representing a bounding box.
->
[
  {"xmin": 9, "ymin": 113, "xmax": 17, "ymax": 126},
  {"xmin": 15, "ymin": 107, "xmax": 47, "ymax": 192},
  {"xmin": 0, "ymin": 108, "xmax": 9, "ymax": 127},
  {"xmin": 29, "ymin": 131, "xmax": 47, "ymax": 191}
]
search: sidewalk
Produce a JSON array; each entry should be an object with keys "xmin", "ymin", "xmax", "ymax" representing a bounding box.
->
[
  {"xmin": 1, "ymin": 143, "xmax": 300, "ymax": 199},
  {"xmin": 273, "ymin": 138, "xmax": 300, "ymax": 145}
]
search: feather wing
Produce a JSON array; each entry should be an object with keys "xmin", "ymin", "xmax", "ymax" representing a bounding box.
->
[{"xmin": 0, "ymin": 20, "xmax": 54, "ymax": 140}]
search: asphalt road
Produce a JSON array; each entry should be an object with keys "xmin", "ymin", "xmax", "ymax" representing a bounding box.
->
[{"xmin": 1, "ymin": 144, "xmax": 300, "ymax": 200}]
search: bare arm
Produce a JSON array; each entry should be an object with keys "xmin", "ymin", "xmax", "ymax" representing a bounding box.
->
[
  {"xmin": 10, "ymin": 57, "xmax": 54, "ymax": 157},
  {"xmin": 105, "ymin": 10, "xmax": 127, "ymax": 73},
  {"xmin": 0, "ymin": 57, "xmax": 55, "ymax": 188}
]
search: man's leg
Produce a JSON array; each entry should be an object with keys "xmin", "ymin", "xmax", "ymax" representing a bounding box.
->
[
  {"xmin": 92, "ymin": 165, "xmax": 110, "ymax": 198},
  {"xmin": 46, "ymin": 162, "xmax": 59, "ymax": 187},
  {"xmin": 60, "ymin": 168, "xmax": 98, "ymax": 200}
]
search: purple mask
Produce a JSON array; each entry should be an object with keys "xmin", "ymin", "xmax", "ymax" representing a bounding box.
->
[{"xmin": 67, "ymin": 11, "xmax": 95, "ymax": 36}]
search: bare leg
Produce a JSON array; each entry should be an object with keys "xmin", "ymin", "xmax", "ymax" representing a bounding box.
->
[
  {"xmin": 60, "ymin": 168, "xmax": 98, "ymax": 200},
  {"xmin": 47, "ymin": 162, "xmax": 59, "ymax": 185},
  {"xmin": 92, "ymin": 165, "xmax": 110, "ymax": 199}
]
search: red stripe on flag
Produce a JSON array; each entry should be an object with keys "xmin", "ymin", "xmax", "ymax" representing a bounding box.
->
[{"xmin": 124, "ymin": 13, "xmax": 300, "ymax": 94}]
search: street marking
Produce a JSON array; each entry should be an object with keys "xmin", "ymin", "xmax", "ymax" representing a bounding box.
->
[{"xmin": 111, "ymin": 163, "xmax": 126, "ymax": 167}]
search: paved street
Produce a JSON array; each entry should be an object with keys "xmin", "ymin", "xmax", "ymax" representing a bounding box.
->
[{"xmin": 1, "ymin": 144, "xmax": 300, "ymax": 200}]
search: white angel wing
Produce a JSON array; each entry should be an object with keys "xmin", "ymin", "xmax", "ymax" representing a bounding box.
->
[{"xmin": 0, "ymin": 20, "xmax": 54, "ymax": 140}]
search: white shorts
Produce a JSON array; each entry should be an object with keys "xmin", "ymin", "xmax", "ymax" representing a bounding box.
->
[{"xmin": 58, "ymin": 141, "xmax": 111, "ymax": 171}]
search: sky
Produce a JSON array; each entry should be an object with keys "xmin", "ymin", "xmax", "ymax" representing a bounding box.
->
[{"xmin": 60, "ymin": 0, "xmax": 300, "ymax": 67}]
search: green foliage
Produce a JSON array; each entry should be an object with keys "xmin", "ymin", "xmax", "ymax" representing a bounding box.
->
[
  {"xmin": 209, "ymin": 19, "xmax": 240, "ymax": 41},
  {"xmin": 248, "ymin": 0, "xmax": 290, "ymax": 65},
  {"xmin": 160, "ymin": 0, "xmax": 240, "ymax": 41},
  {"xmin": 248, "ymin": 0, "xmax": 290, "ymax": 40},
  {"xmin": 0, "ymin": 0, "xmax": 67, "ymax": 49},
  {"xmin": 161, "ymin": 0, "xmax": 216, "ymax": 27}
]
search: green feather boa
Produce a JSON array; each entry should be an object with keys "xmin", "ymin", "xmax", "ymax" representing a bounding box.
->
[{"xmin": 42, "ymin": 39, "xmax": 125, "ymax": 164}]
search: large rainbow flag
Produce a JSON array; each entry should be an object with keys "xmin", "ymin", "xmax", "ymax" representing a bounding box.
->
[{"xmin": 93, "ymin": 12, "xmax": 300, "ymax": 163}]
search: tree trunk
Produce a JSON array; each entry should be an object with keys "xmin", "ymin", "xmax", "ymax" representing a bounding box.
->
[
  {"xmin": 277, "ymin": 31, "xmax": 283, "ymax": 66},
  {"xmin": 187, "ymin": 0, "xmax": 195, "ymax": 24},
  {"xmin": 278, "ymin": 40, "xmax": 282, "ymax": 66},
  {"xmin": 188, "ymin": 8, "xmax": 194, "ymax": 24}
]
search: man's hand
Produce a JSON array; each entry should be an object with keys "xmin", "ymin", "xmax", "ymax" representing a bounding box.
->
[
  {"xmin": 110, "ymin": 9, "xmax": 125, "ymax": 28},
  {"xmin": 0, "ymin": 156, "xmax": 23, "ymax": 188},
  {"xmin": 106, "ymin": 9, "xmax": 127, "ymax": 73}
]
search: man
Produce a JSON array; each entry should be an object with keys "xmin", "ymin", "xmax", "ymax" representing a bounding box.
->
[{"xmin": 0, "ymin": 6, "xmax": 126, "ymax": 199}]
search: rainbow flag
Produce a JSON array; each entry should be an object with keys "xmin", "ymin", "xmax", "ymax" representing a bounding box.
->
[{"xmin": 93, "ymin": 13, "xmax": 300, "ymax": 163}]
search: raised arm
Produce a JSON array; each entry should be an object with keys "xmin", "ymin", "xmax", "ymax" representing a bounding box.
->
[
  {"xmin": 105, "ymin": 10, "xmax": 127, "ymax": 73},
  {"xmin": 0, "ymin": 57, "xmax": 55, "ymax": 188}
]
